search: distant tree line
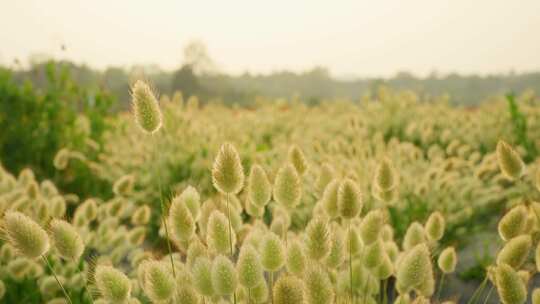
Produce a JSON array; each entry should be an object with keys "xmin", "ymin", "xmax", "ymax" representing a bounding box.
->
[{"xmin": 4, "ymin": 41, "xmax": 540, "ymax": 107}]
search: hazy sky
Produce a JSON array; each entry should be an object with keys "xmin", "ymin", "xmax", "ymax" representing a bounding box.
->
[{"xmin": 2, "ymin": 0, "xmax": 540, "ymax": 77}]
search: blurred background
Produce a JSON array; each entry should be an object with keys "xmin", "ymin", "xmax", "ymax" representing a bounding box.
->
[{"xmin": 2, "ymin": 0, "xmax": 540, "ymax": 108}]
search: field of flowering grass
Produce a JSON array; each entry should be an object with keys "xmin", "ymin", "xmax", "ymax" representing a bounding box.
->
[{"xmin": 0, "ymin": 81, "xmax": 539, "ymax": 304}]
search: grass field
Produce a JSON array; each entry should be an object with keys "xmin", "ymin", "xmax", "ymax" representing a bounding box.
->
[{"xmin": 0, "ymin": 78, "xmax": 539, "ymax": 304}]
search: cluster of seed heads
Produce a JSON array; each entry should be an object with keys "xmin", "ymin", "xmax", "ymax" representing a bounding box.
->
[
  {"xmin": 3, "ymin": 82, "xmax": 540, "ymax": 303},
  {"xmin": 0, "ymin": 130, "xmax": 466, "ymax": 304}
]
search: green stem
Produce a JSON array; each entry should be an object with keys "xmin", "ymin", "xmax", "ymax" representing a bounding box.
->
[
  {"xmin": 225, "ymin": 193, "xmax": 237, "ymax": 304},
  {"xmin": 226, "ymin": 193, "xmax": 234, "ymax": 257},
  {"xmin": 382, "ymin": 279, "xmax": 388, "ymax": 304},
  {"xmin": 436, "ymin": 273, "xmax": 445, "ymax": 302},
  {"xmin": 466, "ymin": 276, "xmax": 488, "ymax": 304},
  {"xmin": 270, "ymin": 271, "xmax": 274, "ymax": 304},
  {"xmin": 522, "ymin": 177, "xmax": 540, "ymax": 224},
  {"xmin": 348, "ymin": 222, "xmax": 354, "ymax": 304},
  {"xmin": 42, "ymin": 255, "xmax": 73, "ymax": 304},
  {"xmin": 482, "ymin": 285, "xmax": 494, "ymax": 304},
  {"xmin": 362, "ymin": 273, "xmax": 370, "ymax": 304},
  {"xmin": 76, "ymin": 258, "xmax": 94, "ymax": 304},
  {"xmin": 153, "ymin": 133, "xmax": 176, "ymax": 278}
]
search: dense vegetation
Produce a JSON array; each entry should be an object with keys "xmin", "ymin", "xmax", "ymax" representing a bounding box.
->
[
  {"xmin": 0, "ymin": 65, "xmax": 539, "ymax": 303},
  {"xmin": 7, "ymin": 54, "xmax": 540, "ymax": 108}
]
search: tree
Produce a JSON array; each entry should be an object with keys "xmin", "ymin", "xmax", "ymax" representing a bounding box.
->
[
  {"xmin": 171, "ymin": 64, "xmax": 204, "ymax": 99},
  {"xmin": 183, "ymin": 40, "xmax": 217, "ymax": 75}
]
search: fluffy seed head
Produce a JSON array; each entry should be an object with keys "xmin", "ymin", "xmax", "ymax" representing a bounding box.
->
[
  {"xmin": 3, "ymin": 211, "xmax": 49, "ymax": 258},
  {"xmin": 288, "ymin": 145, "xmax": 308, "ymax": 175},
  {"xmin": 498, "ymin": 205, "xmax": 528, "ymax": 241},
  {"xmin": 131, "ymin": 80, "xmax": 162, "ymax": 134},
  {"xmin": 325, "ymin": 228, "xmax": 344, "ymax": 268},
  {"xmin": 286, "ymin": 240, "xmax": 306, "ymax": 276},
  {"xmin": 94, "ymin": 265, "xmax": 131, "ymax": 303},
  {"xmin": 496, "ymin": 140, "xmax": 525, "ymax": 180},
  {"xmin": 192, "ymin": 257, "xmax": 214, "ymax": 296},
  {"xmin": 49, "ymin": 219, "xmax": 84, "ymax": 261},
  {"xmin": 304, "ymin": 266, "xmax": 334, "ymax": 304},
  {"xmin": 322, "ymin": 180, "xmax": 340, "ymax": 219},
  {"xmin": 142, "ymin": 261, "xmax": 176, "ymax": 302},
  {"xmin": 211, "ymin": 255, "xmax": 238, "ymax": 295},
  {"xmin": 53, "ymin": 148, "xmax": 70, "ymax": 170},
  {"xmin": 7, "ymin": 257, "xmax": 31, "ymax": 279},
  {"xmin": 533, "ymin": 288, "xmax": 540, "ymax": 304},
  {"xmin": 169, "ymin": 196, "xmax": 195, "ymax": 242},
  {"xmin": 236, "ymin": 245, "xmax": 264, "ymax": 288},
  {"xmin": 385, "ymin": 241, "xmax": 399, "ymax": 262},
  {"xmin": 250, "ymin": 281, "xmax": 269, "ymax": 303},
  {"xmin": 273, "ymin": 275, "xmax": 304, "ymax": 304},
  {"xmin": 496, "ymin": 235, "xmax": 532, "ymax": 269},
  {"xmin": 131, "ymin": 205, "xmax": 151, "ymax": 226},
  {"xmin": 81, "ymin": 199, "xmax": 98, "ymax": 222},
  {"xmin": 393, "ymin": 294, "xmax": 411, "ymax": 304},
  {"xmin": 416, "ymin": 267, "xmax": 435, "ymax": 297},
  {"xmin": 260, "ymin": 232, "xmax": 285, "ymax": 272},
  {"xmin": 26, "ymin": 181, "xmax": 39, "ymax": 199},
  {"xmin": 206, "ymin": 210, "xmax": 236, "ymax": 255},
  {"xmin": 346, "ymin": 226, "xmax": 362, "ymax": 256},
  {"xmin": 381, "ymin": 224, "xmax": 394, "ymax": 241},
  {"xmin": 212, "ymin": 143, "xmax": 245, "ymax": 195},
  {"xmin": 113, "ymin": 175, "xmax": 134, "ymax": 196},
  {"xmin": 437, "ymin": 247, "xmax": 457, "ymax": 274},
  {"xmin": 273, "ymin": 163, "xmax": 302, "ymax": 209},
  {"xmin": 402, "ymin": 222, "xmax": 426, "ymax": 251},
  {"xmin": 373, "ymin": 186, "xmax": 398, "ymax": 203},
  {"xmin": 396, "ymin": 244, "xmax": 432, "ymax": 292},
  {"xmin": 248, "ymin": 164, "xmax": 272, "ymax": 208},
  {"xmin": 337, "ymin": 178, "xmax": 362, "ymax": 219},
  {"xmin": 495, "ymin": 263, "xmax": 527, "ymax": 304},
  {"xmin": 360, "ymin": 209, "xmax": 384, "ymax": 245},
  {"xmin": 517, "ymin": 270, "xmax": 530, "ymax": 285},
  {"xmin": 186, "ymin": 238, "xmax": 207, "ymax": 269},
  {"xmin": 374, "ymin": 158, "xmax": 398, "ymax": 191},
  {"xmin": 50, "ymin": 196, "xmax": 67, "ymax": 219},
  {"xmin": 0, "ymin": 243, "xmax": 15, "ymax": 263},
  {"xmin": 412, "ymin": 296, "xmax": 430, "ymax": 304},
  {"xmin": 245, "ymin": 200, "xmax": 265, "ymax": 218},
  {"xmin": 305, "ymin": 218, "xmax": 331, "ymax": 261},
  {"xmin": 364, "ymin": 239, "xmax": 385, "ymax": 269},
  {"xmin": 175, "ymin": 186, "xmax": 201, "ymax": 220},
  {"xmin": 425, "ymin": 211, "xmax": 445, "ymax": 242},
  {"xmin": 375, "ymin": 254, "xmax": 394, "ymax": 280},
  {"xmin": 175, "ymin": 286, "xmax": 200, "ymax": 304},
  {"xmin": 128, "ymin": 228, "xmax": 147, "ymax": 247},
  {"xmin": 270, "ymin": 217, "xmax": 287, "ymax": 238},
  {"xmin": 316, "ymin": 163, "xmax": 334, "ymax": 194}
]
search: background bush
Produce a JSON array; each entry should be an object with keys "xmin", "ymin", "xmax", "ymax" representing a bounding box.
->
[{"xmin": 0, "ymin": 61, "xmax": 114, "ymax": 198}]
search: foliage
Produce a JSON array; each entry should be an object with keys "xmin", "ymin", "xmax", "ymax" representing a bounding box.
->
[
  {"xmin": 506, "ymin": 93, "xmax": 538, "ymax": 161},
  {"xmin": 0, "ymin": 62, "xmax": 114, "ymax": 197},
  {"xmin": 0, "ymin": 66, "xmax": 540, "ymax": 303},
  {"xmin": 7, "ymin": 59, "xmax": 540, "ymax": 108}
]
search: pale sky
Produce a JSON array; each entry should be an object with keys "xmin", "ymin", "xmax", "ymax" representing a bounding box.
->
[{"xmin": 1, "ymin": 0, "xmax": 540, "ymax": 77}]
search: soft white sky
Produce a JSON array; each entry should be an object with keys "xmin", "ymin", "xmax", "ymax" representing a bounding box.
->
[{"xmin": 1, "ymin": 0, "xmax": 540, "ymax": 77}]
